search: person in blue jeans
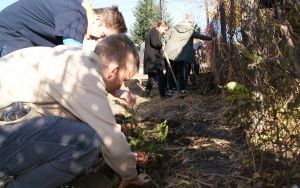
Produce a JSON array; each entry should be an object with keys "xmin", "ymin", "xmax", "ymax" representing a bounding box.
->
[
  {"xmin": 0, "ymin": 0, "xmax": 127, "ymax": 57},
  {"xmin": 0, "ymin": 34, "xmax": 150, "ymax": 188}
]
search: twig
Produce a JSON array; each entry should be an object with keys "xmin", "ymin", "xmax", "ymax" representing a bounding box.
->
[
  {"xmin": 163, "ymin": 157, "xmax": 172, "ymax": 181},
  {"xmin": 215, "ymin": 141, "xmax": 243, "ymax": 155},
  {"xmin": 171, "ymin": 148, "xmax": 186, "ymax": 161},
  {"xmin": 163, "ymin": 146, "xmax": 200, "ymax": 151},
  {"xmin": 199, "ymin": 172, "xmax": 252, "ymax": 182},
  {"xmin": 163, "ymin": 148, "xmax": 186, "ymax": 180},
  {"xmin": 245, "ymin": 132, "xmax": 257, "ymax": 172},
  {"xmin": 150, "ymin": 179, "xmax": 160, "ymax": 188},
  {"xmin": 176, "ymin": 174, "xmax": 213, "ymax": 187}
]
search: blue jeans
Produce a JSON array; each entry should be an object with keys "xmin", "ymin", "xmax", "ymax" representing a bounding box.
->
[{"xmin": 0, "ymin": 116, "xmax": 101, "ymax": 188}]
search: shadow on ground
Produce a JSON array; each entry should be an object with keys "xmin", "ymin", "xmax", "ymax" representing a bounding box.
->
[{"xmin": 106, "ymin": 73, "xmax": 251, "ymax": 187}]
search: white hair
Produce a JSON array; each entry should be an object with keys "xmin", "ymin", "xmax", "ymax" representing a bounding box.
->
[{"xmin": 183, "ymin": 13, "xmax": 194, "ymax": 25}]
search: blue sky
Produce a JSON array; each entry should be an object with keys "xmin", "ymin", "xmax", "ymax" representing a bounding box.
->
[{"xmin": 0, "ymin": 0, "xmax": 207, "ymax": 30}]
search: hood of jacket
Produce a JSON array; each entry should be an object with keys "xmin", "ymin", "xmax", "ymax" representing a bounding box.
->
[{"xmin": 173, "ymin": 23, "xmax": 194, "ymax": 33}]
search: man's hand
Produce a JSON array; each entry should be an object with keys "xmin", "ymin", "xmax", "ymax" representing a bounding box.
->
[
  {"xmin": 113, "ymin": 89, "xmax": 136, "ymax": 108},
  {"xmin": 119, "ymin": 173, "xmax": 151, "ymax": 188},
  {"xmin": 135, "ymin": 151, "xmax": 149, "ymax": 167}
]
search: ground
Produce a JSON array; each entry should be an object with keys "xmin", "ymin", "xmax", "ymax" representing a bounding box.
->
[
  {"xmin": 0, "ymin": 73, "xmax": 251, "ymax": 188},
  {"xmin": 67, "ymin": 73, "xmax": 252, "ymax": 188}
]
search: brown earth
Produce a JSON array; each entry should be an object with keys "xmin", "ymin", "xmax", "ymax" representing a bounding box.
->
[{"xmin": 68, "ymin": 73, "xmax": 252, "ymax": 188}]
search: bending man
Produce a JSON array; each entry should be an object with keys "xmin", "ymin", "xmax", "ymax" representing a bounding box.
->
[{"xmin": 0, "ymin": 34, "xmax": 147, "ymax": 188}]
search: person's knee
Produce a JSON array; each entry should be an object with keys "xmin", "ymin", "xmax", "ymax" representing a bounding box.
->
[
  {"xmin": 80, "ymin": 132, "xmax": 101, "ymax": 160},
  {"xmin": 66, "ymin": 132, "xmax": 101, "ymax": 176},
  {"xmin": 53, "ymin": 120, "xmax": 102, "ymax": 174},
  {"xmin": 74, "ymin": 125, "xmax": 101, "ymax": 162}
]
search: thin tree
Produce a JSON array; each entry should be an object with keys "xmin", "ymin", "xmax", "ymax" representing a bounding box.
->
[
  {"xmin": 219, "ymin": 0, "xmax": 227, "ymax": 43},
  {"xmin": 205, "ymin": 0, "xmax": 210, "ymax": 25},
  {"xmin": 131, "ymin": 0, "xmax": 160, "ymax": 46}
]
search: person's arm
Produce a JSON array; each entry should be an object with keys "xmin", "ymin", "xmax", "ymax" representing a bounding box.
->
[
  {"xmin": 192, "ymin": 32, "xmax": 212, "ymax": 41},
  {"xmin": 163, "ymin": 28, "xmax": 172, "ymax": 42},
  {"xmin": 45, "ymin": 56, "xmax": 137, "ymax": 180},
  {"xmin": 119, "ymin": 173, "xmax": 151, "ymax": 188},
  {"xmin": 55, "ymin": 11, "xmax": 88, "ymax": 43},
  {"xmin": 112, "ymin": 89, "xmax": 136, "ymax": 108},
  {"xmin": 149, "ymin": 29, "xmax": 163, "ymax": 49}
]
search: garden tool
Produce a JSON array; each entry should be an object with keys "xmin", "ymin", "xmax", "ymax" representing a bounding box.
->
[
  {"xmin": 161, "ymin": 48, "xmax": 181, "ymax": 93},
  {"xmin": 162, "ymin": 48, "xmax": 187, "ymax": 98}
]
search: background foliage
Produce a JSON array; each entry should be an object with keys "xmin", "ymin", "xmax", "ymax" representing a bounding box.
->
[
  {"xmin": 131, "ymin": 0, "xmax": 172, "ymax": 46},
  {"xmin": 209, "ymin": 0, "xmax": 300, "ymax": 185}
]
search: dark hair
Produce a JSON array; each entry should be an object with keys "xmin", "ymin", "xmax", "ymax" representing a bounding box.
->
[
  {"xmin": 153, "ymin": 20, "xmax": 168, "ymax": 29},
  {"xmin": 94, "ymin": 34, "xmax": 139, "ymax": 71},
  {"xmin": 93, "ymin": 6, "xmax": 127, "ymax": 33}
]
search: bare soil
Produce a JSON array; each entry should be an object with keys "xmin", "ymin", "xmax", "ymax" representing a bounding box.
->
[
  {"xmin": 69, "ymin": 73, "xmax": 252, "ymax": 188},
  {"xmin": 112, "ymin": 73, "xmax": 250, "ymax": 187}
]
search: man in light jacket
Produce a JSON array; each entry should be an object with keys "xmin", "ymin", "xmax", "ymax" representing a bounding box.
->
[{"xmin": 0, "ymin": 34, "xmax": 148, "ymax": 188}]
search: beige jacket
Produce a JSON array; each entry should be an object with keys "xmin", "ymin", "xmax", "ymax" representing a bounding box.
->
[{"xmin": 0, "ymin": 45, "xmax": 137, "ymax": 180}]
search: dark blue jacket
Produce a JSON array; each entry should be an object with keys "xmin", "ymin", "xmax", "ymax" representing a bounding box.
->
[{"xmin": 0, "ymin": 0, "xmax": 87, "ymax": 56}]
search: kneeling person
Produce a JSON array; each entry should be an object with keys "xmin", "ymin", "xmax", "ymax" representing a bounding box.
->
[{"xmin": 0, "ymin": 34, "xmax": 146, "ymax": 187}]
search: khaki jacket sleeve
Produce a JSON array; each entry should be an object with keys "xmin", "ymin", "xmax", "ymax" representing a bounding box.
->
[{"xmin": 43, "ymin": 55, "xmax": 137, "ymax": 180}]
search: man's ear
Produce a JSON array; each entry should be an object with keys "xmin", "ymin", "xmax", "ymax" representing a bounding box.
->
[
  {"xmin": 98, "ymin": 31, "xmax": 106, "ymax": 41},
  {"xmin": 106, "ymin": 63, "xmax": 120, "ymax": 80}
]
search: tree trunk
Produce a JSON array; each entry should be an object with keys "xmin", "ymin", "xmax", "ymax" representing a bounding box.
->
[
  {"xmin": 159, "ymin": 0, "xmax": 164, "ymax": 21},
  {"xmin": 219, "ymin": 0, "xmax": 227, "ymax": 44},
  {"xmin": 205, "ymin": 0, "xmax": 210, "ymax": 25},
  {"xmin": 240, "ymin": 0, "xmax": 260, "ymax": 51},
  {"xmin": 228, "ymin": 0, "xmax": 235, "ymax": 46}
]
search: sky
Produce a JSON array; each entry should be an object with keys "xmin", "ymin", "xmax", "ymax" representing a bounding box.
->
[{"xmin": 0, "ymin": 0, "xmax": 208, "ymax": 31}]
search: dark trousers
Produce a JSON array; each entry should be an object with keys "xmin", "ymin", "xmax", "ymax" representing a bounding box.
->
[
  {"xmin": 145, "ymin": 71, "xmax": 167, "ymax": 97},
  {"xmin": 167, "ymin": 60, "xmax": 186, "ymax": 91},
  {"xmin": 184, "ymin": 61, "xmax": 191, "ymax": 88},
  {"xmin": 0, "ymin": 116, "xmax": 101, "ymax": 188},
  {"xmin": 193, "ymin": 61, "xmax": 200, "ymax": 75}
]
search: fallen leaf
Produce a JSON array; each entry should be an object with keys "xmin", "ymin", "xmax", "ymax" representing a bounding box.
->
[
  {"xmin": 252, "ymin": 172, "xmax": 261, "ymax": 179},
  {"xmin": 229, "ymin": 153, "xmax": 235, "ymax": 160}
]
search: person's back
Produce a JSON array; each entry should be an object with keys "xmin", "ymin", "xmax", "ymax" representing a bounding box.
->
[
  {"xmin": 164, "ymin": 19, "xmax": 194, "ymax": 61},
  {"xmin": 0, "ymin": 0, "xmax": 87, "ymax": 56},
  {"xmin": 0, "ymin": 46, "xmax": 97, "ymax": 110},
  {"xmin": 143, "ymin": 27, "xmax": 164, "ymax": 74}
]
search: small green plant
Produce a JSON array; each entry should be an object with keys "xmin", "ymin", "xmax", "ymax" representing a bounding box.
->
[
  {"xmin": 219, "ymin": 81, "xmax": 252, "ymax": 105},
  {"xmin": 129, "ymin": 120, "xmax": 169, "ymax": 152}
]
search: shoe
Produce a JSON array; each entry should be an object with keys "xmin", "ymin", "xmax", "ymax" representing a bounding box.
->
[
  {"xmin": 160, "ymin": 94, "xmax": 172, "ymax": 99},
  {"xmin": 142, "ymin": 90, "xmax": 151, "ymax": 98},
  {"xmin": 165, "ymin": 90, "xmax": 173, "ymax": 96},
  {"xmin": 167, "ymin": 89, "xmax": 176, "ymax": 94},
  {"xmin": 180, "ymin": 90, "xmax": 188, "ymax": 94}
]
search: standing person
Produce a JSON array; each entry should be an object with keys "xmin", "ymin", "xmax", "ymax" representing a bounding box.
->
[
  {"xmin": 164, "ymin": 14, "xmax": 212, "ymax": 93},
  {"xmin": 193, "ymin": 39, "xmax": 205, "ymax": 74},
  {"xmin": 143, "ymin": 21, "xmax": 169, "ymax": 98},
  {"xmin": 0, "ymin": 0, "xmax": 127, "ymax": 57},
  {"xmin": 0, "ymin": 34, "xmax": 149, "ymax": 188}
]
